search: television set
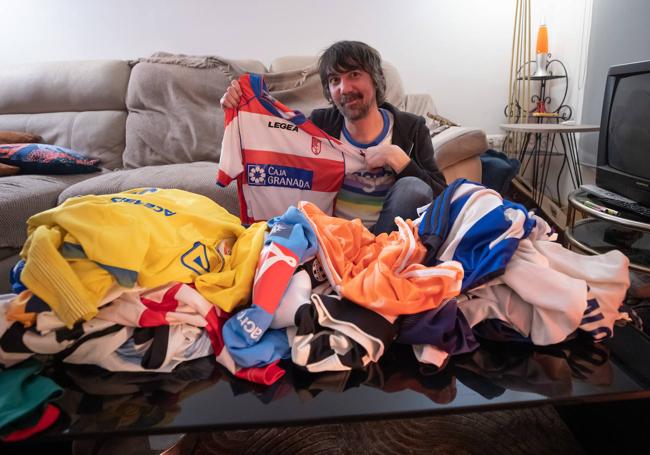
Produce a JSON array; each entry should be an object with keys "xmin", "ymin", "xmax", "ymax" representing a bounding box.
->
[{"xmin": 596, "ymin": 59, "xmax": 650, "ymax": 207}]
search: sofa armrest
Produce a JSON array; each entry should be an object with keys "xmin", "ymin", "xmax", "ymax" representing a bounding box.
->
[{"xmin": 432, "ymin": 126, "xmax": 488, "ymax": 184}]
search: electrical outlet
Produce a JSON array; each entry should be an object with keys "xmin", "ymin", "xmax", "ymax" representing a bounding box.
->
[{"xmin": 487, "ymin": 134, "xmax": 506, "ymax": 151}]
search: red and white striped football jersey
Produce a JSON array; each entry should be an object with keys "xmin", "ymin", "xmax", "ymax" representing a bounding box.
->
[{"xmin": 217, "ymin": 73, "xmax": 366, "ymax": 224}]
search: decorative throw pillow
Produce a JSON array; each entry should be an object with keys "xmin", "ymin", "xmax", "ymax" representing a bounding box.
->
[
  {"xmin": 0, "ymin": 144, "xmax": 101, "ymax": 174},
  {"xmin": 0, "ymin": 163, "xmax": 20, "ymax": 176},
  {"xmin": 0, "ymin": 131, "xmax": 43, "ymax": 144}
]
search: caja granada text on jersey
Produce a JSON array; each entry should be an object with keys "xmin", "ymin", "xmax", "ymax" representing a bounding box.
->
[{"xmin": 247, "ymin": 164, "xmax": 313, "ymax": 189}]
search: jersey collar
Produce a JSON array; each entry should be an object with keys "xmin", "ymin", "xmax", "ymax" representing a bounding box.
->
[{"xmin": 342, "ymin": 108, "xmax": 390, "ymax": 148}]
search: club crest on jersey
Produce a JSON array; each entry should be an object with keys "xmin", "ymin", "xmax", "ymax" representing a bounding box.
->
[
  {"xmin": 311, "ymin": 137, "xmax": 322, "ymax": 155},
  {"xmin": 311, "ymin": 257, "xmax": 327, "ymax": 282},
  {"xmin": 247, "ymin": 164, "xmax": 313, "ymax": 189},
  {"xmin": 180, "ymin": 241, "xmax": 213, "ymax": 275}
]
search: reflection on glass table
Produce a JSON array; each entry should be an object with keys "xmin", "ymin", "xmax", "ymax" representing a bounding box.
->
[
  {"xmin": 569, "ymin": 220, "xmax": 650, "ymax": 269},
  {"xmin": 11, "ymin": 322, "xmax": 649, "ymax": 443},
  {"xmin": 566, "ymin": 189, "xmax": 650, "ymax": 272}
]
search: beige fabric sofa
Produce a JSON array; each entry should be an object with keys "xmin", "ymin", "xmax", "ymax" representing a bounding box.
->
[{"xmin": 0, "ymin": 53, "xmax": 487, "ymax": 292}]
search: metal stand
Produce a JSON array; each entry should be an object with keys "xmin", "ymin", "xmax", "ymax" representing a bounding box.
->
[
  {"xmin": 500, "ymin": 124, "xmax": 599, "ymax": 207},
  {"xmin": 503, "ymin": 57, "xmax": 593, "ymax": 206}
]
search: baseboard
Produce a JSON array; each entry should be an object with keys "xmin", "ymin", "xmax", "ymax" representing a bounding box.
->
[{"xmin": 512, "ymin": 177, "xmax": 568, "ymax": 229}]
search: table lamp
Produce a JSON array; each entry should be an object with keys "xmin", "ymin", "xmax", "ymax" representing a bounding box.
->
[{"xmin": 533, "ymin": 21, "xmax": 550, "ymax": 77}]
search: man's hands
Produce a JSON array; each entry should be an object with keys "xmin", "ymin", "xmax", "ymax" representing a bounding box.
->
[
  {"xmin": 220, "ymin": 80, "xmax": 242, "ymax": 109},
  {"xmin": 364, "ymin": 144, "xmax": 411, "ymax": 173}
]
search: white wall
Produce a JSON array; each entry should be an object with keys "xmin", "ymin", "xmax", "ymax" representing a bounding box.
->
[
  {"xmin": 1, "ymin": 0, "xmax": 589, "ymax": 135},
  {"xmin": 578, "ymin": 0, "xmax": 650, "ymax": 167}
]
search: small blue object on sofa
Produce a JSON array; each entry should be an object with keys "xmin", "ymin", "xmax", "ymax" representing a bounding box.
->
[
  {"xmin": 0, "ymin": 143, "xmax": 101, "ymax": 174},
  {"xmin": 480, "ymin": 149, "xmax": 520, "ymax": 195}
]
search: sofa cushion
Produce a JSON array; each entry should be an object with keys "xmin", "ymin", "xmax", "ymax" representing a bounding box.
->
[
  {"xmin": 0, "ymin": 173, "xmax": 100, "ymax": 248},
  {"xmin": 59, "ymin": 162, "xmax": 239, "ymax": 217},
  {"xmin": 432, "ymin": 127, "xmax": 488, "ymax": 184},
  {"xmin": 263, "ymin": 64, "xmax": 331, "ymax": 116},
  {"xmin": 123, "ymin": 54, "xmax": 262, "ymax": 169},
  {"xmin": 135, "ymin": 52, "xmax": 268, "ymax": 74},
  {"xmin": 0, "ymin": 60, "xmax": 130, "ymax": 170},
  {"xmin": 0, "ymin": 60, "xmax": 130, "ymax": 114},
  {"xmin": 432, "ymin": 127, "xmax": 489, "ymax": 170},
  {"xmin": 0, "ymin": 111, "xmax": 127, "ymax": 170},
  {"xmin": 0, "ymin": 143, "xmax": 101, "ymax": 174},
  {"xmin": 268, "ymin": 56, "xmax": 318, "ymax": 72},
  {"xmin": 404, "ymin": 94, "xmax": 437, "ymax": 118}
]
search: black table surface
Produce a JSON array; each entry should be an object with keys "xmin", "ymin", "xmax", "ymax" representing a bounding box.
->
[{"xmin": 5, "ymin": 323, "xmax": 650, "ymax": 443}]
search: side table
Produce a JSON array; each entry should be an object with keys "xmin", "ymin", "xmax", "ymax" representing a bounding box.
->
[
  {"xmin": 500, "ymin": 123, "xmax": 599, "ymax": 207},
  {"xmin": 564, "ymin": 188, "xmax": 650, "ymax": 272}
]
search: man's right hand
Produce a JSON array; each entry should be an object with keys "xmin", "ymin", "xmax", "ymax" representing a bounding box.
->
[{"xmin": 220, "ymin": 80, "xmax": 243, "ymax": 109}]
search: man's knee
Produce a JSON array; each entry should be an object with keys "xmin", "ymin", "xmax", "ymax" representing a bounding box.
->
[{"xmin": 389, "ymin": 176, "xmax": 433, "ymax": 204}]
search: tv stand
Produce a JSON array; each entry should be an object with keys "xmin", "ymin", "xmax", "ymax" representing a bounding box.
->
[{"xmin": 565, "ymin": 188, "xmax": 650, "ymax": 272}]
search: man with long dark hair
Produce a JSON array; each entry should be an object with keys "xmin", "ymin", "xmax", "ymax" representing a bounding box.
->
[{"xmin": 221, "ymin": 41, "xmax": 446, "ymax": 234}]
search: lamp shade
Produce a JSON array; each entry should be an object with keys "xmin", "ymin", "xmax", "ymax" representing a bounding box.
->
[{"xmin": 536, "ymin": 24, "xmax": 548, "ymax": 54}]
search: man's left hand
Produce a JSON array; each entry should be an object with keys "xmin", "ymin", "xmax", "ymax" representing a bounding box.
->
[{"xmin": 365, "ymin": 144, "xmax": 411, "ymax": 173}]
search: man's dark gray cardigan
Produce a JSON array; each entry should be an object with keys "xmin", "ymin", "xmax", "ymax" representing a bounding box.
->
[{"xmin": 310, "ymin": 102, "xmax": 446, "ymax": 195}]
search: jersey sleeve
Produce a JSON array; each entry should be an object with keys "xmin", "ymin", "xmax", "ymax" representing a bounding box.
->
[{"xmin": 217, "ymin": 107, "xmax": 244, "ymax": 187}]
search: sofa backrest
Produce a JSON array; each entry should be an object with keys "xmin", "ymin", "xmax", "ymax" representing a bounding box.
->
[
  {"xmin": 0, "ymin": 54, "xmax": 430, "ymax": 170},
  {"xmin": 0, "ymin": 60, "xmax": 131, "ymax": 170},
  {"xmin": 123, "ymin": 54, "xmax": 265, "ymax": 169},
  {"xmin": 124, "ymin": 53, "xmax": 412, "ymax": 167}
]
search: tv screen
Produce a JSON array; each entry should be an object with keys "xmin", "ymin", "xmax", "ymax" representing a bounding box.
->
[
  {"xmin": 596, "ymin": 60, "xmax": 650, "ymax": 207},
  {"xmin": 607, "ymin": 72, "xmax": 650, "ymax": 181}
]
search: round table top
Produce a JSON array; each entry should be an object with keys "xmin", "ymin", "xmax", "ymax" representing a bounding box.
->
[{"xmin": 499, "ymin": 123, "xmax": 600, "ymax": 133}]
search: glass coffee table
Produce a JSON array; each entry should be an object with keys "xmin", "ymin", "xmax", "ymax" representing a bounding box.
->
[{"xmin": 1, "ymin": 322, "xmax": 649, "ymax": 448}]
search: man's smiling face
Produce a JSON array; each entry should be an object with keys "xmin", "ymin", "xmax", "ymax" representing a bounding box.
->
[{"xmin": 327, "ymin": 68, "xmax": 377, "ymax": 121}]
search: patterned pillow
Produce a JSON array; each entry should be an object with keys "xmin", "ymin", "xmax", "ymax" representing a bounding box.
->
[{"xmin": 0, "ymin": 143, "xmax": 101, "ymax": 174}]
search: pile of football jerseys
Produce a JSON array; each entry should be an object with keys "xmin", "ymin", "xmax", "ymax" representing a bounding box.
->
[
  {"xmin": 416, "ymin": 179, "xmax": 631, "ymax": 345},
  {"xmin": 0, "ymin": 181, "xmax": 631, "ymax": 395}
]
